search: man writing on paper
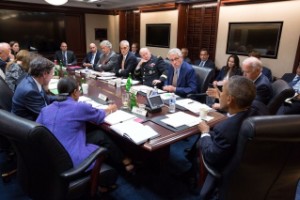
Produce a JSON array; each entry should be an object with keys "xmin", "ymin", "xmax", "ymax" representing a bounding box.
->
[{"xmin": 163, "ymin": 48, "xmax": 197, "ymax": 97}]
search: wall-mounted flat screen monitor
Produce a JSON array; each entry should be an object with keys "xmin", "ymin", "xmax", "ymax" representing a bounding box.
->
[
  {"xmin": 226, "ymin": 22, "xmax": 283, "ymax": 59},
  {"xmin": 146, "ymin": 24, "xmax": 170, "ymax": 48},
  {"xmin": 0, "ymin": 9, "xmax": 66, "ymax": 53}
]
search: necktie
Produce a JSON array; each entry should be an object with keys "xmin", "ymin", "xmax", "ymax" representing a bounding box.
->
[
  {"xmin": 90, "ymin": 53, "xmax": 95, "ymax": 65},
  {"xmin": 40, "ymin": 90, "xmax": 48, "ymax": 106},
  {"xmin": 290, "ymin": 76, "xmax": 300, "ymax": 91},
  {"xmin": 63, "ymin": 52, "xmax": 67, "ymax": 65},
  {"xmin": 199, "ymin": 61, "xmax": 205, "ymax": 67},
  {"xmin": 121, "ymin": 56, "xmax": 126, "ymax": 70},
  {"xmin": 172, "ymin": 69, "xmax": 178, "ymax": 86}
]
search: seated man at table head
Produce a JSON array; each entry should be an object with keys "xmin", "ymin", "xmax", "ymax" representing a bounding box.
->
[
  {"xmin": 95, "ymin": 40, "xmax": 118, "ymax": 72},
  {"xmin": 242, "ymin": 56, "xmax": 272, "ymax": 105},
  {"xmin": 163, "ymin": 48, "xmax": 197, "ymax": 97},
  {"xmin": 134, "ymin": 47, "xmax": 168, "ymax": 88},
  {"xmin": 54, "ymin": 42, "xmax": 77, "ymax": 66},
  {"xmin": 198, "ymin": 76, "xmax": 256, "ymax": 171},
  {"xmin": 82, "ymin": 42, "xmax": 101, "ymax": 70},
  {"xmin": 115, "ymin": 40, "xmax": 138, "ymax": 78},
  {"xmin": 12, "ymin": 56, "xmax": 63, "ymax": 121},
  {"xmin": 36, "ymin": 77, "xmax": 132, "ymax": 171}
]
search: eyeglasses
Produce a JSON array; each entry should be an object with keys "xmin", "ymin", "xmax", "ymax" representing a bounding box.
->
[
  {"xmin": 120, "ymin": 47, "xmax": 128, "ymax": 50},
  {"xmin": 169, "ymin": 57, "xmax": 180, "ymax": 62},
  {"xmin": 61, "ymin": 46, "xmax": 67, "ymax": 47}
]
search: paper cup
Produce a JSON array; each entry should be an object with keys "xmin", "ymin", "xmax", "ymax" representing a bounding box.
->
[{"xmin": 199, "ymin": 108, "xmax": 208, "ymax": 119}]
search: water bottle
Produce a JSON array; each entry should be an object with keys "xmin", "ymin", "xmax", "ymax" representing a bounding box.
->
[
  {"xmin": 169, "ymin": 93, "xmax": 176, "ymax": 113},
  {"xmin": 126, "ymin": 73, "xmax": 132, "ymax": 92}
]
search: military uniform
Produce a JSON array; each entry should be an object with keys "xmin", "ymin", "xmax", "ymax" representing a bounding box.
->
[{"xmin": 134, "ymin": 55, "xmax": 168, "ymax": 88}]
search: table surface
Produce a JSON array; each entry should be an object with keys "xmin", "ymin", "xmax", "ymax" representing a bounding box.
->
[{"xmin": 83, "ymin": 77, "xmax": 226, "ymax": 151}]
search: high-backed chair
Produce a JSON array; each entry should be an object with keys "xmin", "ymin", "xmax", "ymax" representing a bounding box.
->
[
  {"xmin": 0, "ymin": 109, "xmax": 118, "ymax": 200},
  {"xmin": 200, "ymin": 115, "xmax": 300, "ymax": 200},
  {"xmin": 187, "ymin": 65, "xmax": 214, "ymax": 102},
  {"xmin": 267, "ymin": 79, "xmax": 294, "ymax": 115}
]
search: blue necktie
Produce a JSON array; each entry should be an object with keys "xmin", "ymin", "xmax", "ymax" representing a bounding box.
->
[
  {"xmin": 199, "ymin": 61, "xmax": 205, "ymax": 67},
  {"xmin": 290, "ymin": 76, "xmax": 300, "ymax": 87}
]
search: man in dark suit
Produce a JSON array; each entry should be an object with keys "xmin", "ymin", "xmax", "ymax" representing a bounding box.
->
[
  {"xmin": 196, "ymin": 76, "xmax": 257, "ymax": 198},
  {"xmin": 95, "ymin": 40, "xmax": 118, "ymax": 72},
  {"xmin": 54, "ymin": 42, "xmax": 77, "ymax": 66},
  {"xmin": 163, "ymin": 48, "xmax": 197, "ymax": 97},
  {"xmin": 242, "ymin": 56, "xmax": 272, "ymax": 105},
  {"xmin": 131, "ymin": 42, "xmax": 140, "ymax": 58},
  {"xmin": 194, "ymin": 48, "xmax": 215, "ymax": 70},
  {"xmin": 277, "ymin": 64, "xmax": 300, "ymax": 114},
  {"xmin": 134, "ymin": 47, "xmax": 168, "ymax": 88},
  {"xmin": 115, "ymin": 40, "xmax": 138, "ymax": 78},
  {"xmin": 199, "ymin": 76, "xmax": 256, "ymax": 172},
  {"xmin": 82, "ymin": 43, "xmax": 101, "ymax": 70},
  {"xmin": 12, "ymin": 56, "xmax": 60, "ymax": 121}
]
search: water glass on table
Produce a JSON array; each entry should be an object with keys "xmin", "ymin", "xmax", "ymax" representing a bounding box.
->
[
  {"xmin": 206, "ymin": 96, "xmax": 215, "ymax": 107},
  {"xmin": 121, "ymin": 92, "xmax": 130, "ymax": 109}
]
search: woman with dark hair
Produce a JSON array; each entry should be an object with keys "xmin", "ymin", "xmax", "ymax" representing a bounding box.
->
[
  {"xmin": 9, "ymin": 41, "xmax": 20, "ymax": 58},
  {"xmin": 5, "ymin": 50, "xmax": 30, "ymax": 91},
  {"xmin": 36, "ymin": 77, "xmax": 134, "ymax": 172},
  {"xmin": 213, "ymin": 54, "xmax": 242, "ymax": 87}
]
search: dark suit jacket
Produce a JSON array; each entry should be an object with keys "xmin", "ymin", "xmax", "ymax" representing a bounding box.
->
[
  {"xmin": 166, "ymin": 61, "xmax": 197, "ymax": 97},
  {"xmin": 194, "ymin": 59, "xmax": 215, "ymax": 70},
  {"xmin": 200, "ymin": 110, "xmax": 251, "ymax": 171},
  {"xmin": 54, "ymin": 50, "xmax": 77, "ymax": 66},
  {"xmin": 115, "ymin": 52, "xmax": 138, "ymax": 78},
  {"xmin": 82, "ymin": 51, "xmax": 101, "ymax": 70},
  {"xmin": 95, "ymin": 51, "xmax": 118, "ymax": 72},
  {"xmin": 12, "ymin": 75, "xmax": 56, "ymax": 121},
  {"xmin": 262, "ymin": 66, "xmax": 273, "ymax": 82},
  {"xmin": 215, "ymin": 66, "xmax": 242, "ymax": 81},
  {"xmin": 281, "ymin": 73, "xmax": 296, "ymax": 83},
  {"xmin": 254, "ymin": 74, "xmax": 273, "ymax": 105}
]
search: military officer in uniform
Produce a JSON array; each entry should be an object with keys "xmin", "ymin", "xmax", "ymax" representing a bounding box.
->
[{"xmin": 134, "ymin": 47, "xmax": 168, "ymax": 88}]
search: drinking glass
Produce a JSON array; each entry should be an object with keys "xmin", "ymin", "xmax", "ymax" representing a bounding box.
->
[
  {"xmin": 121, "ymin": 93, "xmax": 130, "ymax": 109},
  {"xmin": 206, "ymin": 96, "xmax": 215, "ymax": 107}
]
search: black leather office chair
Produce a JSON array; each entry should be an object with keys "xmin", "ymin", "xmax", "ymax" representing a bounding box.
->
[
  {"xmin": 200, "ymin": 115, "xmax": 300, "ymax": 200},
  {"xmin": 267, "ymin": 79, "xmax": 294, "ymax": 115},
  {"xmin": 0, "ymin": 109, "xmax": 118, "ymax": 200},
  {"xmin": 187, "ymin": 65, "xmax": 214, "ymax": 102}
]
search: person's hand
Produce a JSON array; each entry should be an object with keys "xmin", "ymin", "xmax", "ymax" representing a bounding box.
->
[
  {"xmin": 206, "ymin": 87, "xmax": 220, "ymax": 99},
  {"xmin": 213, "ymin": 81, "xmax": 218, "ymax": 87},
  {"xmin": 105, "ymin": 104, "xmax": 117, "ymax": 115},
  {"xmin": 212, "ymin": 103, "xmax": 220, "ymax": 110},
  {"xmin": 198, "ymin": 121, "xmax": 210, "ymax": 134},
  {"xmin": 163, "ymin": 85, "xmax": 176, "ymax": 92},
  {"xmin": 152, "ymin": 79, "xmax": 161, "ymax": 85}
]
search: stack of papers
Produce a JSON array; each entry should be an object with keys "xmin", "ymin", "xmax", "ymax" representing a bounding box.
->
[
  {"xmin": 78, "ymin": 96, "xmax": 108, "ymax": 109},
  {"xmin": 175, "ymin": 99, "xmax": 212, "ymax": 114},
  {"xmin": 161, "ymin": 111, "xmax": 202, "ymax": 128},
  {"xmin": 131, "ymin": 85, "xmax": 166, "ymax": 95},
  {"xmin": 104, "ymin": 110, "xmax": 136, "ymax": 125},
  {"xmin": 160, "ymin": 93, "xmax": 179, "ymax": 100},
  {"xmin": 110, "ymin": 120, "xmax": 159, "ymax": 145}
]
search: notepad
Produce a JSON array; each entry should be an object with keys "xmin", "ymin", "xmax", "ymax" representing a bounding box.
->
[
  {"xmin": 110, "ymin": 120, "xmax": 159, "ymax": 145},
  {"xmin": 104, "ymin": 110, "xmax": 136, "ymax": 125}
]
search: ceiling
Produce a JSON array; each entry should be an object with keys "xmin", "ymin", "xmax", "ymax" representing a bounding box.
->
[{"xmin": 5, "ymin": 0, "xmax": 209, "ymax": 10}]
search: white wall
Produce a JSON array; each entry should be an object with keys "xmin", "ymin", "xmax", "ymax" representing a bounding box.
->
[
  {"xmin": 84, "ymin": 14, "xmax": 119, "ymax": 52},
  {"xmin": 140, "ymin": 10, "xmax": 178, "ymax": 57},
  {"xmin": 215, "ymin": 0, "xmax": 300, "ymax": 77}
]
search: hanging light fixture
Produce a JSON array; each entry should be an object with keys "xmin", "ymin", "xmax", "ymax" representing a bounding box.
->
[{"xmin": 44, "ymin": 0, "xmax": 68, "ymax": 6}]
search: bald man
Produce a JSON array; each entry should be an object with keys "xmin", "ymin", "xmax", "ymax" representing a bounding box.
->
[{"xmin": 82, "ymin": 43, "xmax": 101, "ymax": 70}]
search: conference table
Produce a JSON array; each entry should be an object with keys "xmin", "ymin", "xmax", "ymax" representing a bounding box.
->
[{"xmin": 79, "ymin": 74, "xmax": 226, "ymax": 153}]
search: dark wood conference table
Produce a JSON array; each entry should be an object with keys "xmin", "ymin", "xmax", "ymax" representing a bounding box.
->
[{"xmin": 84, "ymin": 77, "xmax": 226, "ymax": 152}]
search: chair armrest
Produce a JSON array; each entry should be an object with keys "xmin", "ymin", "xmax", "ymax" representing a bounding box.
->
[
  {"xmin": 201, "ymin": 154, "xmax": 221, "ymax": 178},
  {"xmin": 60, "ymin": 147, "xmax": 107, "ymax": 181}
]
